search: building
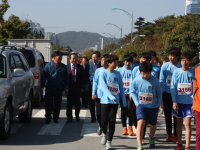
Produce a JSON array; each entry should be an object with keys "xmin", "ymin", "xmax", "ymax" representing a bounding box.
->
[
  {"xmin": 186, "ymin": 0, "xmax": 200, "ymax": 14},
  {"xmin": 25, "ymin": 20, "xmax": 45, "ymax": 36},
  {"xmin": 90, "ymin": 45, "xmax": 98, "ymax": 51},
  {"xmin": 45, "ymin": 32, "xmax": 59, "ymax": 45}
]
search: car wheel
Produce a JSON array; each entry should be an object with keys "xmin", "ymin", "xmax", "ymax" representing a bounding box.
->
[
  {"xmin": 0, "ymin": 101, "xmax": 12, "ymax": 140},
  {"xmin": 18, "ymin": 93, "xmax": 33, "ymax": 123},
  {"xmin": 34, "ymin": 91, "xmax": 41, "ymax": 108}
]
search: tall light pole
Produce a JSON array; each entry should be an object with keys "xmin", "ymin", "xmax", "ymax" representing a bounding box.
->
[
  {"xmin": 106, "ymin": 23, "xmax": 122, "ymax": 48},
  {"xmin": 99, "ymin": 38, "xmax": 103, "ymax": 49},
  {"xmin": 111, "ymin": 8, "xmax": 133, "ymax": 44},
  {"xmin": 102, "ymin": 32, "xmax": 115, "ymax": 44}
]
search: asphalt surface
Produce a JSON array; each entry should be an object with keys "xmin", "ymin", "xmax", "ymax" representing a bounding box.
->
[{"xmin": 0, "ymin": 94, "xmax": 197, "ymax": 150}]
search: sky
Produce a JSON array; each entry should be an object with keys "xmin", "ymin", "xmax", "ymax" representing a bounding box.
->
[{"xmin": 4, "ymin": 0, "xmax": 186, "ymax": 39}]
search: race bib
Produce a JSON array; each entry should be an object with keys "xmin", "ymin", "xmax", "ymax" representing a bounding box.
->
[
  {"xmin": 139, "ymin": 92, "xmax": 153, "ymax": 104},
  {"xmin": 123, "ymin": 79, "xmax": 130, "ymax": 88},
  {"xmin": 107, "ymin": 81, "xmax": 119, "ymax": 95},
  {"xmin": 167, "ymin": 76, "xmax": 172, "ymax": 86},
  {"xmin": 177, "ymin": 83, "xmax": 192, "ymax": 95}
]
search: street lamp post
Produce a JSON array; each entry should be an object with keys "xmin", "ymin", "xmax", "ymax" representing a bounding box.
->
[
  {"xmin": 106, "ymin": 23, "xmax": 122, "ymax": 48},
  {"xmin": 111, "ymin": 8, "xmax": 133, "ymax": 44},
  {"xmin": 102, "ymin": 32, "xmax": 115, "ymax": 44}
]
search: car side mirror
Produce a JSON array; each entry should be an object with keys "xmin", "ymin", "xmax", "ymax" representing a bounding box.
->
[{"xmin": 12, "ymin": 68, "xmax": 25, "ymax": 77}]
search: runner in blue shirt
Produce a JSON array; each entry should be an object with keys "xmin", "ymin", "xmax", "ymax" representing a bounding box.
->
[
  {"xmin": 117, "ymin": 55, "xmax": 137, "ymax": 136},
  {"xmin": 171, "ymin": 52, "xmax": 193, "ymax": 150},
  {"xmin": 99, "ymin": 54, "xmax": 127, "ymax": 150},
  {"xmin": 123, "ymin": 52, "xmax": 139, "ymax": 69},
  {"xmin": 159, "ymin": 47, "xmax": 182, "ymax": 143},
  {"xmin": 92, "ymin": 54, "xmax": 108, "ymax": 136},
  {"xmin": 130, "ymin": 61, "xmax": 162, "ymax": 150},
  {"xmin": 149, "ymin": 51, "xmax": 161, "ymax": 79}
]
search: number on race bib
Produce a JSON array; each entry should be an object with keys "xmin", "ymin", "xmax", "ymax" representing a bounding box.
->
[
  {"xmin": 107, "ymin": 81, "xmax": 119, "ymax": 96},
  {"xmin": 177, "ymin": 83, "xmax": 192, "ymax": 95},
  {"xmin": 167, "ymin": 76, "xmax": 172, "ymax": 86},
  {"xmin": 123, "ymin": 79, "xmax": 130, "ymax": 88},
  {"xmin": 138, "ymin": 92, "xmax": 153, "ymax": 104}
]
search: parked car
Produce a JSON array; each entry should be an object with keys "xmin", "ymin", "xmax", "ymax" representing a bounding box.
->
[
  {"xmin": 15, "ymin": 46, "xmax": 45, "ymax": 107},
  {"xmin": 0, "ymin": 46, "xmax": 34, "ymax": 140}
]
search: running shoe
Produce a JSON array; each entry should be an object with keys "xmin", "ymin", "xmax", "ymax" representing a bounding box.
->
[
  {"xmin": 166, "ymin": 135, "xmax": 173, "ymax": 142},
  {"xmin": 106, "ymin": 141, "xmax": 112, "ymax": 150},
  {"xmin": 175, "ymin": 143, "xmax": 183, "ymax": 150},
  {"xmin": 149, "ymin": 138, "xmax": 155, "ymax": 148},
  {"xmin": 185, "ymin": 146, "xmax": 190, "ymax": 150},
  {"xmin": 97, "ymin": 126, "xmax": 102, "ymax": 135},
  {"xmin": 174, "ymin": 136, "xmax": 178, "ymax": 144},
  {"xmin": 122, "ymin": 127, "xmax": 128, "ymax": 135},
  {"xmin": 101, "ymin": 133, "xmax": 107, "ymax": 145},
  {"xmin": 137, "ymin": 145, "xmax": 144, "ymax": 150},
  {"xmin": 159, "ymin": 108, "xmax": 163, "ymax": 115},
  {"xmin": 128, "ymin": 126, "xmax": 134, "ymax": 136}
]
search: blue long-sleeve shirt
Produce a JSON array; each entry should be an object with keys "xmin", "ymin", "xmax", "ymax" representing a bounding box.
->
[
  {"xmin": 41, "ymin": 61, "xmax": 69, "ymax": 89},
  {"xmin": 117, "ymin": 66, "xmax": 133, "ymax": 94},
  {"xmin": 99, "ymin": 69, "xmax": 127, "ymax": 107},
  {"xmin": 159, "ymin": 62, "xmax": 182, "ymax": 93},
  {"xmin": 130, "ymin": 75, "xmax": 162, "ymax": 108},
  {"xmin": 171, "ymin": 68, "xmax": 193, "ymax": 104},
  {"xmin": 92, "ymin": 67, "xmax": 104, "ymax": 99}
]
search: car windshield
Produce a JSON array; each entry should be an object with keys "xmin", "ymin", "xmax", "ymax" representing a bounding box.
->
[
  {"xmin": 18, "ymin": 49, "xmax": 35, "ymax": 67},
  {"xmin": 0, "ymin": 55, "xmax": 6, "ymax": 78}
]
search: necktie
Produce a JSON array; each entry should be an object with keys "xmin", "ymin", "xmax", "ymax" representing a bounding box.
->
[
  {"xmin": 72, "ymin": 64, "xmax": 75, "ymax": 83},
  {"xmin": 95, "ymin": 64, "xmax": 97, "ymax": 71}
]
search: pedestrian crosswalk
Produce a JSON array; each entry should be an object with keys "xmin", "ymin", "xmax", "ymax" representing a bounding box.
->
[{"xmin": 10, "ymin": 108, "xmax": 196, "ymax": 142}]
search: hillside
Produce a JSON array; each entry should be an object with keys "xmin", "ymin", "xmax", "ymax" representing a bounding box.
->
[{"xmin": 56, "ymin": 31, "xmax": 118, "ymax": 52}]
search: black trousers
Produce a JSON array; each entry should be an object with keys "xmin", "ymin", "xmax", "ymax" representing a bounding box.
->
[
  {"xmin": 120, "ymin": 95, "xmax": 137, "ymax": 128},
  {"xmin": 81, "ymin": 87, "xmax": 88, "ymax": 106},
  {"xmin": 67, "ymin": 83, "xmax": 81, "ymax": 120},
  {"xmin": 89, "ymin": 89, "xmax": 96, "ymax": 120},
  {"xmin": 163, "ymin": 91, "xmax": 177, "ymax": 136},
  {"xmin": 101, "ymin": 104, "xmax": 118, "ymax": 141},
  {"xmin": 95, "ymin": 98, "xmax": 101, "ymax": 127},
  {"xmin": 45, "ymin": 87, "xmax": 63, "ymax": 122}
]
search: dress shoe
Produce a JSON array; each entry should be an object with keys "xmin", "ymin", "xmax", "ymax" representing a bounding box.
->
[
  {"xmin": 91, "ymin": 119, "xmax": 96, "ymax": 123},
  {"xmin": 54, "ymin": 120, "xmax": 59, "ymax": 123},
  {"xmin": 67, "ymin": 119, "xmax": 72, "ymax": 123},
  {"xmin": 76, "ymin": 116, "xmax": 80, "ymax": 122},
  {"xmin": 45, "ymin": 120, "xmax": 51, "ymax": 124}
]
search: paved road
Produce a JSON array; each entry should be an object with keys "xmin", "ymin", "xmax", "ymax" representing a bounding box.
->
[{"xmin": 0, "ymin": 94, "xmax": 197, "ymax": 150}]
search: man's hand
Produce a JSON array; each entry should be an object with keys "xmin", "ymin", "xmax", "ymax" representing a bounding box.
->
[
  {"xmin": 173, "ymin": 102, "xmax": 178, "ymax": 110},
  {"xmin": 85, "ymin": 84, "xmax": 89, "ymax": 91},
  {"xmin": 65, "ymin": 89, "xmax": 68, "ymax": 95},
  {"xmin": 81, "ymin": 88, "xmax": 84, "ymax": 93},
  {"xmin": 114, "ymin": 99, "xmax": 117, "ymax": 102},
  {"xmin": 191, "ymin": 105, "xmax": 194, "ymax": 113},
  {"xmin": 136, "ymin": 104, "xmax": 139, "ymax": 108},
  {"xmin": 92, "ymin": 95, "xmax": 96, "ymax": 100},
  {"xmin": 130, "ymin": 96, "xmax": 132, "ymax": 101},
  {"xmin": 40, "ymin": 88, "xmax": 44, "ymax": 94}
]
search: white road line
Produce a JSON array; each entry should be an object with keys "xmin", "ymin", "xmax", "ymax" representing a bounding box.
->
[
  {"xmin": 80, "ymin": 109, "xmax": 99, "ymax": 137},
  {"xmin": 33, "ymin": 109, "xmax": 46, "ymax": 118},
  {"xmin": 11, "ymin": 124, "xmax": 23, "ymax": 134},
  {"xmin": 37, "ymin": 119, "xmax": 66, "ymax": 135}
]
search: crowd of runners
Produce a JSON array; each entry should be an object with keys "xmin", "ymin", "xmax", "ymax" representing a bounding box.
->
[{"xmin": 41, "ymin": 47, "xmax": 200, "ymax": 150}]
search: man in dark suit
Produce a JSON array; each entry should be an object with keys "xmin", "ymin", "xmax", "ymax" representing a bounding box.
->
[
  {"xmin": 66, "ymin": 52, "xmax": 84, "ymax": 123},
  {"xmin": 81, "ymin": 57, "xmax": 89, "ymax": 108},
  {"xmin": 85, "ymin": 51, "xmax": 101, "ymax": 123}
]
